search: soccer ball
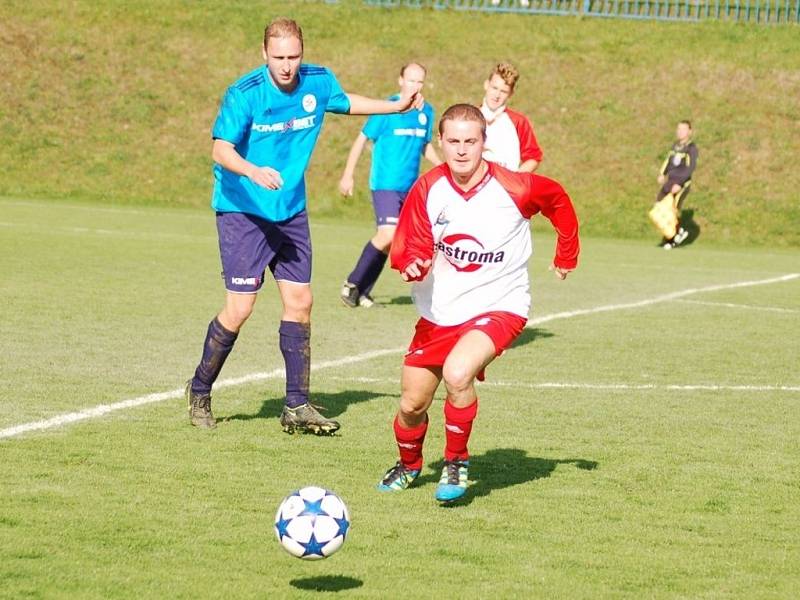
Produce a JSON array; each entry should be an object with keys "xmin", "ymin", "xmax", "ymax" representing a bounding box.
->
[{"xmin": 274, "ymin": 486, "xmax": 351, "ymax": 560}]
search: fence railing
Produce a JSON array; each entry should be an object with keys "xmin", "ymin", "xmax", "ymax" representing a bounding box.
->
[{"xmin": 363, "ymin": 0, "xmax": 800, "ymax": 22}]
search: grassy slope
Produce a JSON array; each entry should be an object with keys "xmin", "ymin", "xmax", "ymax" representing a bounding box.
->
[
  {"xmin": 1, "ymin": 0, "xmax": 798, "ymax": 248},
  {"xmin": 1, "ymin": 199, "xmax": 799, "ymax": 598}
]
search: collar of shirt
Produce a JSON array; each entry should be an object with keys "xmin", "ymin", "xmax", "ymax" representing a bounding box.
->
[{"xmin": 480, "ymin": 101, "xmax": 507, "ymax": 125}]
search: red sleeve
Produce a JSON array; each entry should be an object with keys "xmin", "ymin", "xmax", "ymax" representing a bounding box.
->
[
  {"xmin": 389, "ymin": 171, "xmax": 436, "ymax": 280},
  {"xmin": 493, "ymin": 166, "xmax": 579, "ymax": 270},
  {"xmin": 507, "ymin": 108, "xmax": 543, "ymax": 163}
]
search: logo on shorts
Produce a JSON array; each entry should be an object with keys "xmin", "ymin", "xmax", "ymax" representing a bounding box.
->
[
  {"xmin": 302, "ymin": 94, "xmax": 317, "ymax": 112},
  {"xmin": 436, "ymin": 233, "xmax": 505, "ymax": 273},
  {"xmin": 475, "ymin": 317, "xmax": 491, "ymax": 326},
  {"xmin": 418, "ymin": 113, "xmax": 428, "ymax": 126},
  {"xmin": 231, "ymin": 276, "xmax": 260, "ymax": 287}
]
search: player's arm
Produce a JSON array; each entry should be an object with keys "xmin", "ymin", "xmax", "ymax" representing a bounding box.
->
[
  {"xmin": 423, "ymin": 143, "xmax": 442, "ymax": 167},
  {"xmin": 519, "ymin": 159, "xmax": 539, "ymax": 173},
  {"xmin": 390, "ymin": 179, "xmax": 434, "ymax": 282},
  {"xmin": 346, "ymin": 90, "xmax": 424, "ymax": 115},
  {"xmin": 510, "ymin": 111, "xmax": 543, "ymax": 174},
  {"xmin": 339, "ymin": 133, "xmax": 368, "ymax": 197},
  {"xmin": 212, "ymin": 139, "xmax": 283, "ymax": 190},
  {"xmin": 516, "ymin": 174, "xmax": 579, "ymax": 279}
]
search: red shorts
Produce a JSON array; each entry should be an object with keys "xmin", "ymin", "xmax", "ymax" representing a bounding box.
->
[{"xmin": 403, "ymin": 311, "xmax": 528, "ymax": 380}]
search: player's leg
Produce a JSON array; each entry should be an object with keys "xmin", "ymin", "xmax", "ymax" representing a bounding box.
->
[
  {"xmin": 341, "ymin": 191, "xmax": 404, "ymax": 308},
  {"xmin": 271, "ymin": 211, "xmax": 339, "ymax": 435},
  {"xmin": 377, "ymin": 364, "xmax": 441, "ymax": 492},
  {"xmin": 432, "ymin": 329, "xmax": 496, "ymax": 501},
  {"xmin": 672, "ymin": 183, "xmax": 691, "ymax": 246},
  {"xmin": 435, "ymin": 313, "xmax": 527, "ymax": 502},
  {"xmin": 186, "ymin": 212, "xmax": 268, "ymax": 429}
]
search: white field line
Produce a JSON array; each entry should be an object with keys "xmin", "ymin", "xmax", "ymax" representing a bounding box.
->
[
  {"xmin": 0, "ymin": 348, "xmax": 402, "ymax": 440},
  {"xmin": 2, "ymin": 273, "xmax": 798, "ymax": 440},
  {"xmin": 674, "ymin": 299, "xmax": 800, "ymax": 314},
  {"xmin": 527, "ymin": 273, "xmax": 799, "ymax": 327},
  {"xmin": 327, "ymin": 376, "xmax": 800, "ymax": 393}
]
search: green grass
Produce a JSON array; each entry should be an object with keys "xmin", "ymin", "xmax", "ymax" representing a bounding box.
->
[
  {"xmin": 1, "ymin": 0, "xmax": 799, "ymax": 246},
  {"xmin": 2, "ymin": 198, "xmax": 799, "ymax": 598}
]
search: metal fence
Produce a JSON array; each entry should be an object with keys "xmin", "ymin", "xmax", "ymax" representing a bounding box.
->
[{"xmin": 363, "ymin": 0, "xmax": 800, "ymax": 22}]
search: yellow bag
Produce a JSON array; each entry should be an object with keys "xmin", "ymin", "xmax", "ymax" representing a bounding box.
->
[{"xmin": 648, "ymin": 193, "xmax": 678, "ymax": 239}]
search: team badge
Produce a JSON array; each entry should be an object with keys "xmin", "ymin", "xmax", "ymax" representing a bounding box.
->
[
  {"xmin": 418, "ymin": 113, "xmax": 428, "ymax": 126},
  {"xmin": 302, "ymin": 94, "xmax": 317, "ymax": 113}
]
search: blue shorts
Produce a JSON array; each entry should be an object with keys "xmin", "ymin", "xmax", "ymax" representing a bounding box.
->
[
  {"xmin": 372, "ymin": 190, "xmax": 407, "ymax": 227},
  {"xmin": 216, "ymin": 210, "xmax": 312, "ymax": 293}
]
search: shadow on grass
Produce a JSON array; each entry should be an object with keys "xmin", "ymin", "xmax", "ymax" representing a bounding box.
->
[
  {"xmin": 415, "ymin": 448, "xmax": 598, "ymax": 507},
  {"xmin": 221, "ymin": 389, "xmax": 394, "ymax": 423},
  {"xmin": 510, "ymin": 327, "xmax": 553, "ymax": 349},
  {"xmin": 382, "ymin": 295, "xmax": 413, "ymax": 306},
  {"xmin": 680, "ymin": 208, "xmax": 700, "ymax": 246},
  {"xmin": 290, "ymin": 575, "xmax": 363, "ymax": 592}
]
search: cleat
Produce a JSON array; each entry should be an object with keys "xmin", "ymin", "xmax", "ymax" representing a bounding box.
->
[
  {"xmin": 662, "ymin": 240, "xmax": 675, "ymax": 250},
  {"xmin": 185, "ymin": 380, "xmax": 216, "ymax": 429},
  {"xmin": 340, "ymin": 281, "xmax": 359, "ymax": 308},
  {"xmin": 376, "ymin": 461, "xmax": 420, "ymax": 492},
  {"xmin": 280, "ymin": 403, "xmax": 340, "ymax": 435},
  {"xmin": 358, "ymin": 294, "xmax": 375, "ymax": 308},
  {"xmin": 673, "ymin": 227, "xmax": 689, "ymax": 246},
  {"xmin": 435, "ymin": 460, "xmax": 469, "ymax": 503}
]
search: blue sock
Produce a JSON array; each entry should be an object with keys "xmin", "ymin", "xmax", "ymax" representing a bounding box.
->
[
  {"xmin": 191, "ymin": 318, "xmax": 238, "ymax": 396},
  {"xmin": 347, "ymin": 241, "xmax": 387, "ymax": 296},
  {"xmin": 279, "ymin": 320, "xmax": 311, "ymax": 408}
]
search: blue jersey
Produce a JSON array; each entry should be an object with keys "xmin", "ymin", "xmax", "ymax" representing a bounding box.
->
[
  {"xmin": 211, "ymin": 64, "xmax": 351, "ymax": 222},
  {"xmin": 362, "ymin": 96, "xmax": 434, "ymax": 193}
]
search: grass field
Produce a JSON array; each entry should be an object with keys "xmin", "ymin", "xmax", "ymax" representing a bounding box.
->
[
  {"xmin": 2, "ymin": 0, "xmax": 799, "ymax": 246},
  {"xmin": 2, "ymin": 197, "xmax": 799, "ymax": 598}
]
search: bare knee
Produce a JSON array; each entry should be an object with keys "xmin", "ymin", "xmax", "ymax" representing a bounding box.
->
[
  {"xmin": 219, "ymin": 297, "xmax": 256, "ymax": 331},
  {"xmin": 398, "ymin": 392, "xmax": 429, "ymax": 426},
  {"xmin": 442, "ymin": 361, "xmax": 474, "ymax": 395},
  {"xmin": 281, "ymin": 286, "xmax": 313, "ymax": 322},
  {"xmin": 371, "ymin": 228, "xmax": 395, "ymax": 253}
]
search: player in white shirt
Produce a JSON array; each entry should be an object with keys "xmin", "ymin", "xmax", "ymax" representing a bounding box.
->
[
  {"xmin": 376, "ymin": 104, "xmax": 579, "ymax": 503},
  {"xmin": 480, "ymin": 62, "xmax": 543, "ymax": 173}
]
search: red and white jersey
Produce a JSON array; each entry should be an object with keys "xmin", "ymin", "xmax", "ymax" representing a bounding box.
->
[
  {"xmin": 480, "ymin": 105, "xmax": 543, "ymax": 171},
  {"xmin": 390, "ymin": 162, "xmax": 579, "ymax": 326}
]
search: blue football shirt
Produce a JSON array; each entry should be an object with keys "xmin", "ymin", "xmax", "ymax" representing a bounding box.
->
[
  {"xmin": 211, "ymin": 64, "xmax": 351, "ymax": 222},
  {"xmin": 362, "ymin": 96, "xmax": 434, "ymax": 192}
]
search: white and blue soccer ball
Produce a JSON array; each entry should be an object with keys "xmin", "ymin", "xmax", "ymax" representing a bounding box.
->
[{"xmin": 274, "ymin": 486, "xmax": 351, "ymax": 560}]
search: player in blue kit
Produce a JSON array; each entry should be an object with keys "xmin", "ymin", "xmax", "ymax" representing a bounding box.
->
[
  {"xmin": 185, "ymin": 17, "xmax": 423, "ymax": 434},
  {"xmin": 338, "ymin": 63, "xmax": 441, "ymax": 308}
]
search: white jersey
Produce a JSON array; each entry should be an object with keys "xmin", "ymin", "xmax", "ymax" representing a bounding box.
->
[
  {"xmin": 390, "ymin": 162, "xmax": 579, "ymax": 326},
  {"xmin": 479, "ymin": 104, "xmax": 543, "ymax": 171}
]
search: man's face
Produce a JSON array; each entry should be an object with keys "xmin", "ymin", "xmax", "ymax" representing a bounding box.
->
[
  {"xmin": 676, "ymin": 123, "xmax": 692, "ymax": 142},
  {"xmin": 483, "ymin": 74, "xmax": 513, "ymax": 111},
  {"xmin": 398, "ymin": 64, "xmax": 426, "ymax": 98},
  {"xmin": 263, "ymin": 35, "xmax": 303, "ymax": 91},
  {"xmin": 439, "ymin": 118, "xmax": 485, "ymax": 179}
]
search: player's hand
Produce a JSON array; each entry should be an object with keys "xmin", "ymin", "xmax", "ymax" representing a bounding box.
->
[
  {"xmin": 339, "ymin": 175, "xmax": 354, "ymax": 197},
  {"xmin": 549, "ymin": 264, "xmax": 573, "ymax": 280},
  {"xmin": 670, "ymin": 183, "xmax": 682, "ymax": 195},
  {"xmin": 657, "ymin": 174, "xmax": 666, "ymax": 185},
  {"xmin": 401, "ymin": 258, "xmax": 432, "ymax": 282},
  {"xmin": 397, "ymin": 90, "xmax": 424, "ymax": 113},
  {"xmin": 247, "ymin": 165, "xmax": 283, "ymax": 190}
]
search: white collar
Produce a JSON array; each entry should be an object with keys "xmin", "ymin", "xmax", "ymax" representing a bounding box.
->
[{"xmin": 480, "ymin": 101, "xmax": 507, "ymax": 125}]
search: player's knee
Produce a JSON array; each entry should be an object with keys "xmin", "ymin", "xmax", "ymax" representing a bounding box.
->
[
  {"xmin": 399, "ymin": 394, "xmax": 428, "ymax": 419},
  {"xmin": 222, "ymin": 303, "xmax": 254, "ymax": 329},
  {"xmin": 283, "ymin": 289, "xmax": 313, "ymax": 319},
  {"xmin": 442, "ymin": 361, "xmax": 473, "ymax": 393}
]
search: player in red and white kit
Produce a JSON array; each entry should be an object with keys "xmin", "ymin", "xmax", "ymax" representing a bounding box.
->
[
  {"xmin": 376, "ymin": 104, "xmax": 579, "ymax": 503},
  {"xmin": 480, "ymin": 63, "xmax": 543, "ymax": 173}
]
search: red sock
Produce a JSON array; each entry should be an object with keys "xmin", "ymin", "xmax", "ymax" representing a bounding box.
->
[
  {"xmin": 444, "ymin": 398, "xmax": 478, "ymax": 462},
  {"xmin": 393, "ymin": 416, "xmax": 428, "ymax": 471}
]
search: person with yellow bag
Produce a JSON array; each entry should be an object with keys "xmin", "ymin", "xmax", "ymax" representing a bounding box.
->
[{"xmin": 650, "ymin": 120, "xmax": 698, "ymax": 249}]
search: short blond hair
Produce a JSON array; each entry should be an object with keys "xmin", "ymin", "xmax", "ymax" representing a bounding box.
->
[
  {"xmin": 489, "ymin": 63, "xmax": 520, "ymax": 90},
  {"xmin": 264, "ymin": 17, "xmax": 304, "ymax": 51}
]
